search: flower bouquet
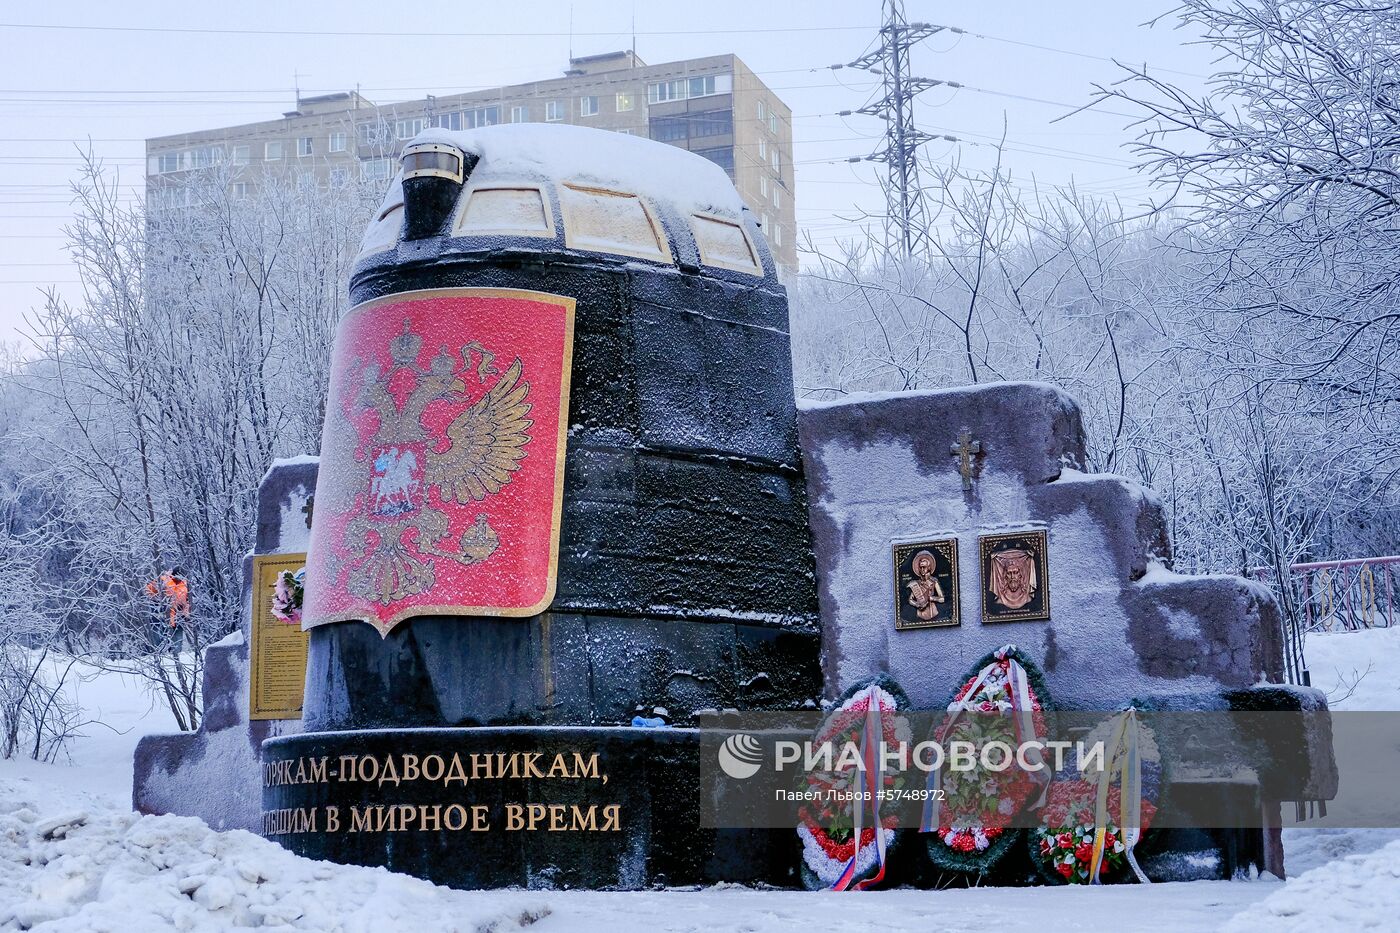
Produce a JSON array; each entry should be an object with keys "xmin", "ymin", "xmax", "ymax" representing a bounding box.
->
[{"xmin": 270, "ymin": 567, "xmax": 306, "ymax": 625}]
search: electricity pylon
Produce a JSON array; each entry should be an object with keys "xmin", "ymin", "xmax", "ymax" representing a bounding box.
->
[{"xmin": 846, "ymin": 2, "xmax": 951, "ymax": 257}]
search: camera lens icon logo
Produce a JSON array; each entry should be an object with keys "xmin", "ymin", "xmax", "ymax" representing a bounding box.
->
[{"xmin": 717, "ymin": 733, "xmax": 765, "ymax": 780}]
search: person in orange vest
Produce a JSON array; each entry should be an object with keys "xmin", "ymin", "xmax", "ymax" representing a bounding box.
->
[{"xmin": 144, "ymin": 568, "xmax": 191, "ymax": 629}]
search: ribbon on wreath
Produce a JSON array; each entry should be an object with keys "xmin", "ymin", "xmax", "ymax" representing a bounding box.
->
[
  {"xmin": 1088, "ymin": 708, "xmax": 1150, "ymax": 884},
  {"xmin": 919, "ymin": 644, "xmax": 1050, "ymax": 833},
  {"xmin": 830, "ymin": 685, "xmax": 888, "ymax": 891}
]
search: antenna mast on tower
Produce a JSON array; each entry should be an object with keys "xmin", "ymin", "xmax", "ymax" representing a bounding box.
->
[{"xmin": 845, "ymin": 2, "xmax": 951, "ymax": 257}]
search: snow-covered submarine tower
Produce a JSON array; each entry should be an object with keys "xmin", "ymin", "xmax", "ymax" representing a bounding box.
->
[{"xmin": 262, "ymin": 124, "xmax": 819, "ymax": 889}]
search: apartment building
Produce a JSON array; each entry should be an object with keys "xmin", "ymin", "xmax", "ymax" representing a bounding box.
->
[{"xmin": 145, "ymin": 51, "xmax": 797, "ymax": 270}]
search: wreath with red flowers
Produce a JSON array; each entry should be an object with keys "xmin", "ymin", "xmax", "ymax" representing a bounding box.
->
[
  {"xmin": 1029, "ymin": 711, "xmax": 1161, "ymax": 885},
  {"xmin": 797, "ymin": 675, "xmax": 910, "ymax": 890},
  {"xmin": 923, "ymin": 645, "xmax": 1055, "ymax": 876}
]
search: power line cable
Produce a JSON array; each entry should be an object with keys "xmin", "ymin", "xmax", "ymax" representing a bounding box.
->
[
  {"xmin": 0, "ymin": 21, "xmax": 871, "ymax": 38},
  {"xmin": 967, "ymin": 29, "xmax": 1207, "ymax": 79},
  {"xmin": 897, "ymin": 80, "xmax": 1142, "ymax": 120}
]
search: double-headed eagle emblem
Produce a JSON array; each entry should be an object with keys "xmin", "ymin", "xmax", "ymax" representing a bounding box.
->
[{"xmin": 338, "ymin": 320, "xmax": 532, "ymax": 606}]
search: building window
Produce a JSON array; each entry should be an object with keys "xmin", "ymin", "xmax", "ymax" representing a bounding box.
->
[
  {"xmin": 156, "ymin": 152, "xmax": 180, "ymax": 173},
  {"xmin": 649, "ymin": 79, "xmax": 683, "ymax": 103},
  {"xmin": 650, "ymin": 116, "xmax": 687, "ymax": 143},
  {"xmin": 617, "ymin": 128, "xmax": 634, "ymax": 135},
  {"xmin": 692, "ymin": 110, "xmax": 732, "ymax": 138},
  {"xmin": 772, "ymin": 221, "xmax": 782, "ymax": 247},
  {"xmin": 648, "ymin": 110, "xmax": 732, "ymax": 144},
  {"xmin": 757, "ymin": 100, "xmax": 766, "ymax": 121},
  {"xmin": 152, "ymin": 187, "xmax": 192, "ymax": 210},
  {"xmin": 647, "ymin": 73, "xmax": 729, "ymax": 104},
  {"xmin": 329, "ymin": 167, "xmax": 349, "ymax": 186},
  {"xmin": 769, "ymin": 111, "xmax": 779, "ymax": 134},
  {"xmin": 693, "ymin": 147, "xmax": 734, "ymax": 176},
  {"xmin": 759, "ymin": 175, "xmax": 769, "ymax": 198},
  {"xmin": 770, "ymin": 149, "xmax": 779, "ymax": 172},
  {"xmin": 297, "ymin": 137, "xmax": 314, "ymax": 157},
  {"xmin": 230, "ymin": 182, "xmax": 248, "ymax": 200},
  {"xmin": 468, "ymin": 106, "xmax": 500, "ymax": 128},
  {"xmin": 360, "ymin": 157, "xmax": 395, "ymax": 181},
  {"xmin": 357, "ymin": 119, "xmax": 392, "ymax": 148},
  {"xmin": 265, "ymin": 141, "xmax": 283, "ymax": 161},
  {"xmin": 231, "ymin": 145, "xmax": 251, "ymax": 165},
  {"xmin": 545, "ymin": 101, "xmax": 562, "ymax": 121},
  {"xmin": 511, "ymin": 105, "xmax": 528, "ymax": 123},
  {"xmin": 616, "ymin": 92, "xmax": 635, "ymax": 112},
  {"xmin": 396, "ymin": 117, "xmax": 427, "ymax": 140},
  {"xmin": 434, "ymin": 106, "xmax": 500, "ymax": 131},
  {"xmin": 772, "ymin": 185, "xmax": 782, "ymax": 209},
  {"xmin": 648, "ymin": 80, "xmax": 673, "ymax": 104},
  {"xmin": 579, "ymin": 96, "xmax": 599, "ymax": 117},
  {"xmin": 328, "ymin": 132, "xmax": 348, "ymax": 153},
  {"xmin": 758, "ymin": 139, "xmax": 766, "ymax": 159}
]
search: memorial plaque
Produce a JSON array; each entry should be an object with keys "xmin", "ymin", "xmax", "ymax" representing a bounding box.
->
[
  {"xmin": 892, "ymin": 537, "xmax": 960, "ymax": 630},
  {"xmin": 250, "ymin": 553, "xmax": 310, "ymax": 720},
  {"xmin": 979, "ymin": 529, "xmax": 1051, "ymax": 623}
]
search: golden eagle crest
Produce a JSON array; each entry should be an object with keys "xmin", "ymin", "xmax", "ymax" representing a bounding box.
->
[{"xmin": 337, "ymin": 320, "xmax": 532, "ymax": 606}]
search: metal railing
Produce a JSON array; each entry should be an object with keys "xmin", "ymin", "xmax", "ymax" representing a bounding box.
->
[
  {"xmin": 1253, "ymin": 555, "xmax": 1399, "ymax": 685},
  {"xmin": 1285, "ymin": 556, "xmax": 1398, "ymax": 632}
]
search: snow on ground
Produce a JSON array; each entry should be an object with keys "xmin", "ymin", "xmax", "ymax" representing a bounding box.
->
[
  {"xmin": 1, "ymin": 660, "xmax": 179, "ymax": 820},
  {"xmin": 1278, "ymin": 626, "xmax": 1400, "ymax": 877},
  {"xmin": 0, "ymin": 800, "xmax": 549, "ymax": 932},
  {"xmin": 1234, "ymin": 624, "xmax": 1400, "ymax": 928},
  {"xmin": 1302, "ymin": 625, "xmax": 1400, "ymax": 712},
  {"xmin": 0, "ymin": 788, "xmax": 1274, "ymax": 933},
  {"xmin": 1222, "ymin": 837, "xmax": 1400, "ymax": 932},
  {"xmin": 2, "ymin": 632, "xmax": 1398, "ymax": 931}
]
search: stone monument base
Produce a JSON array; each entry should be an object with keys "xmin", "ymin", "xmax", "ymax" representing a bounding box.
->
[{"xmin": 262, "ymin": 727, "xmax": 799, "ymax": 890}]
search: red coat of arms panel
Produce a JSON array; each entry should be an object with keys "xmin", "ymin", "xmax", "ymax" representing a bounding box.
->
[{"xmin": 303, "ymin": 288, "xmax": 576, "ymax": 635}]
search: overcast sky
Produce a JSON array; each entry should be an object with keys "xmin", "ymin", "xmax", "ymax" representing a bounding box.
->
[{"xmin": 0, "ymin": 1, "xmax": 1218, "ymax": 342}]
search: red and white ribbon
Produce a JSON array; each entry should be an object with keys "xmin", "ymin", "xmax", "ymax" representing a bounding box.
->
[
  {"xmin": 830, "ymin": 686, "xmax": 889, "ymax": 891},
  {"xmin": 920, "ymin": 644, "xmax": 1049, "ymax": 833}
]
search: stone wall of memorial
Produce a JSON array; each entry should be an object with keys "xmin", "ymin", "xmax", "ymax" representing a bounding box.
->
[{"xmin": 797, "ymin": 381, "xmax": 1286, "ymax": 710}]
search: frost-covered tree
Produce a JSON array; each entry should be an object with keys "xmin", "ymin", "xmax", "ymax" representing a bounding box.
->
[
  {"xmin": 1099, "ymin": 0, "xmax": 1400, "ymax": 471},
  {"xmin": 1095, "ymin": 0, "xmax": 1400, "ymax": 620},
  {"xmin": 2, "ymin": 153, "xmax": 378, "ymax": 731}
]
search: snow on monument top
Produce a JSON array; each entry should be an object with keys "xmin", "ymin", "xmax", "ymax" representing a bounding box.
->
[{"xmin": 412, "ymin": 123, "xmax": 747, "ymax": 217}]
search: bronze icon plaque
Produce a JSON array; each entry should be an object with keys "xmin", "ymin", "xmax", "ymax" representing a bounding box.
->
[
  {"xmin": 892, "ymin": 537, "xmax": 961, "ymax": 630},
  {"xmin": 979, "ymin": 529, "xmax": 1051, "ymax": 623}
]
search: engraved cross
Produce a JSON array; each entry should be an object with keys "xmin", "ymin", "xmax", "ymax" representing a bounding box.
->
[{"xmin": 951, "ymin": 428, "xmax": 981, "ymax": 491}]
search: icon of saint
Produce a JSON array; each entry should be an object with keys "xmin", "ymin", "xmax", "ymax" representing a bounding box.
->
[
  {"xmin": 989, "ymin": 548, "xmax": 1037, "ymax": 611},
  {"xmin": 907, "ymin": 549, "xmax": 946, "ymax": 621}
]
